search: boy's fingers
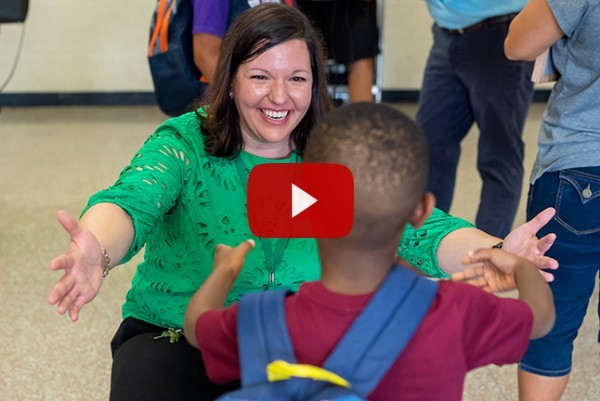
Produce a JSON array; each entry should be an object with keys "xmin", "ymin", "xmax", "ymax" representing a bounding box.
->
[
  {"xmin": 214, "ymin": 244, "xmax": 232, "ymax": 255},
  {"xmin": 454, "ymin": 275, "xmax": 489, "ymax": 289},
  {"xmin": 215, "ymin": 240, "xmax": 254, "ymax": 260},
  {"xmin": 462, "ymin": 248, "xmax": 494, "ymax": 265},
  {"xmin": 461, "ymin": 250, "xmax": 479, "ymax": 265},
  {"xmin": 481, "ymin": 285, "xmax": 494, "ymax": 293},
  {"xmin": 451, "ymin": 266, "xmax": 483, "ymax": 281},
  {"xmin": 235, "ymin": 239, "xmax": 255, "ymax": 255}
]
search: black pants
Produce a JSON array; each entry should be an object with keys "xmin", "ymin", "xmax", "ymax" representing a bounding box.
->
[{"xmin": 110, "ymin": 318, "xmax": 240, "ymax": 401}]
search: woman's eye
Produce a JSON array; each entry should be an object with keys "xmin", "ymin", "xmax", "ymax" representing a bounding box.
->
[
  {"xmin": 291, "ymin": 76, "xmax": 307, "ymax": 82},
  {"xmin": 251, "ymin": 75, "xmax": 267, "ymax": 80}
]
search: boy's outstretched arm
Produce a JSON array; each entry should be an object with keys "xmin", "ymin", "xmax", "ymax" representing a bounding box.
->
[
  {"xmin": 453, "ymin": 249, "xmax": 555, "ymax": 339},
  {"xmin": 184, "ymin": 240, "xmax": 255, "ymax": 348}
]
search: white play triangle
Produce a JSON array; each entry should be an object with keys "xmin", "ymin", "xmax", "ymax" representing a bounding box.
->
[{"xmin": 291, "ymin": 183, "xmax": 318, "ymax": 218}]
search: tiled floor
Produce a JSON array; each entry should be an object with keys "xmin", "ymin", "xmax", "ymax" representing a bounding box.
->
[{"xmin": 0, "ymin": 103, "xmax": 597, "ymax": 400}]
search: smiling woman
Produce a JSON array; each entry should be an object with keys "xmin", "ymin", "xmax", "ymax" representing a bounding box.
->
[
  {"xmin": 198, "ymin": 3, "xmax": 330, "ymax": 159},
  {"xmin": 232, "ymin": 39, "xmax": 313, "ymax": 158},
  {"xmin": 46, "ymin": 3, "xmax": 559, "ymax": 401},
  {"xmin": 47, "ymin": 5, "xmax": 332, "ymax": 400}
]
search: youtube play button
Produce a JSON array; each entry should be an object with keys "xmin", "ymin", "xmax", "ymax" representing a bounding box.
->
[
  {"xmin": 248, "ymin": 163, "xmax": 354, "ymax": 238},
  {"xmin": 291, "ymin": 184, "xmax": 317, "ymax": 218}
]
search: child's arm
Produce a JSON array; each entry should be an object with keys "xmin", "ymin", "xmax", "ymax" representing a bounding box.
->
[
  {"xmin": 452, "ymin": 249, "xmax": 555, "ymax": 339},
  {"xmin": 504, "ymin": 0, "xmax": 564, "ymax": 61},
  {"xmin": 184, "ymin": 239, "xmax": 255, "ymax": 348}
]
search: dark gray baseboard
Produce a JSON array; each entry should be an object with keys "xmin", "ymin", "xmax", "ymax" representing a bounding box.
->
[
  {"xmin": 0, "ymin": 92, "xmax": 157, "ymax": 107},
  {"xmin": 381, "ymin": 89, "xmax": 552, "ymax": 103},
  {"xmin": 0, "ymin": 89, "xmax": 552, "ymax": 107}
]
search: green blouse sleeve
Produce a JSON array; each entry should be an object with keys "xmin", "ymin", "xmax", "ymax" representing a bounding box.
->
[
  {"xmin": 398, "ymin": 208, "xmax": 475, "ymax": 278},
  {"xmin": 82, "ymin": 115, "xmax": 200, "ymax": 265}
]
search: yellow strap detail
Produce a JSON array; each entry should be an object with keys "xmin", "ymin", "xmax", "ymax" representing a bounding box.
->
[{"xmin": 266, "ymin": 360, "xmax": 351, "ymax": 389}]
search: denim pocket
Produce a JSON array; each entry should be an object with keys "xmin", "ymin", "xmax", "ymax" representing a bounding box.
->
[{"xmin": 555, "ymin": 169, "xmax": 600, "ymax": 235}]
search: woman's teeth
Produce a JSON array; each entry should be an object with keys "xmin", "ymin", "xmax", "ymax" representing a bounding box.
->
[{"xmin": 262, "ymin": 109, "xmax": 288, "ymax": 120}]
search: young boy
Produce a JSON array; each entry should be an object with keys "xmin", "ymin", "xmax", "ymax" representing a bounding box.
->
[{"xmin": 184, "ymin": 103, "xmax": 555, "ymax": 400}]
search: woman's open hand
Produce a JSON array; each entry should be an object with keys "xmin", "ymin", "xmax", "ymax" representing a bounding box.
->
[{"xmin": 47, "ymin": 210, "xmax": 105, "ymax": 322}]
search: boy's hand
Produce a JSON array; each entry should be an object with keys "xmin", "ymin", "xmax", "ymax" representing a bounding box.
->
[
  {"xmin": 452, "ymin": 248, "xmax": 534, "ymax": 293},
  {"xmin": 212, "ymin": 239, "xmax": 255, "ymax": 279},
  {"xmin": 503, "ymin": 207, "xmax": 558, "ymax": 281},
  {"xmin": 184, "ymin": 239, "xmax": 255, "ymax": 348}
]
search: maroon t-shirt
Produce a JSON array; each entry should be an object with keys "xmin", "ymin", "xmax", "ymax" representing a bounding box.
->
[{"xmin": 196, "ymin": 279, "xmax": 533, "ymax": 401}]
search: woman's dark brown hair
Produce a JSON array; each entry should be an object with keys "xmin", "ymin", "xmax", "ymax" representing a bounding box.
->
[{"xmin": 196, "ymin": 3, "xmax": 331, "ymax": 158}]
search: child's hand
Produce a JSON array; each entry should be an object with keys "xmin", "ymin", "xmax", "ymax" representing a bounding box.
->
[
  {"xmin": 451, "ymin": 248, "xmax": 533, "ymax": 293},
  {"xmin": 212, "ymin": 239, "xmax": 255, "ymax": 278},
  {"xmin": 185, "ymin": 239, "xmax": 256, "ymax": 348}
]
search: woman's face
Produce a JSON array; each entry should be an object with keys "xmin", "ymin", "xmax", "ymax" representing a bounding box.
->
[{"xmin": 232, "ymin": 39, "xmax": 313, "ymax": 157}]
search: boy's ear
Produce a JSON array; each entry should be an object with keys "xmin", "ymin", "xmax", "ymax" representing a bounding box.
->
[{"xmin": 408, "ymin": 192, "xmax": 435, "ymax": 229}]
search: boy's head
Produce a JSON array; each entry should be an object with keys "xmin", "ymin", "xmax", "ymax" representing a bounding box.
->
[{"xmin": 304, "ymin": 102, "xmax": 433, "ymax": 249}]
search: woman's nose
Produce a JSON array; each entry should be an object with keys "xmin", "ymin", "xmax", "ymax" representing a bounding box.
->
[{"xmin": 268, "ymin": 81, "xmax": 287, "ymax": 104}]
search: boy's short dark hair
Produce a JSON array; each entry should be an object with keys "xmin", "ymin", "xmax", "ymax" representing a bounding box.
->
[{"xmin": 304, "ymin": 102, "xmax": 429, "ymax": 247}]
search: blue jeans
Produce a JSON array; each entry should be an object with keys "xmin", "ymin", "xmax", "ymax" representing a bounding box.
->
[
  {"xmin": 520, "ymin": 167, "xmax": 600, "ymax": 377},
  {"xmin": 416, "ymin": 21, "xmax": 534, "ymax": 237}
]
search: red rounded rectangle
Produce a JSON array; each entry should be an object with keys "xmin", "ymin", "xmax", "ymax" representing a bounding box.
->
[{"xmin": 248, "ymin": 163, "xmax": 354, "ymax": 238}]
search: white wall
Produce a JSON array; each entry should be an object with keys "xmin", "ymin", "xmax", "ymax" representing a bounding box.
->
[
  {"xmin": 0, "ymin": 0, "xmax": 156, "ymax": 93},
  {"xmin": 2, "ymin": 0, "xmax": 509, "ymax": 94},
  {"xmin": 380, "ymin": 0, "xmax": 432, "ymax": 90}
]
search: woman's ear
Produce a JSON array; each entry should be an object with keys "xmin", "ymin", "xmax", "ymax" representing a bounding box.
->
[{"xmin": 408, "ymin": 192, "xmax": 435, "ymax": 229}]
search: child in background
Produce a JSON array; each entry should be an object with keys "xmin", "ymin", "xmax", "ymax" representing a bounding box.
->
[{"xmin": 505, "ymin": 0, "xmax": 600, "ymax": 398}]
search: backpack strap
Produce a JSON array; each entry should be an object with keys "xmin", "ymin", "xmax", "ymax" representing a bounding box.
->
[
  {"xmin": 323, "ymin": 265, "xmax": 438, "ymax": 397},
  {"xmin": 237, "ymin": 289, "xmax": 297, "ymax": 387},
  {"xmin": 148, "ymin": 0, "xmax": 171, "ymax": 56}
]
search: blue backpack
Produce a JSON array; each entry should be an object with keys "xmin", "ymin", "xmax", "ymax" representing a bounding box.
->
[{"xmin": 217, "ymin": 265, "xmax": 438, "ymax": 401}]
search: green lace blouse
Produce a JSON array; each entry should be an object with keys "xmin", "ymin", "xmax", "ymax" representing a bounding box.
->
[{"xmin": 84, "ymin": 112, "xmax": 473, "ymax": 329}]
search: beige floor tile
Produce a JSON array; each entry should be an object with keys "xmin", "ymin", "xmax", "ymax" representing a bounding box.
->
[{"xmin": 0, "ymin": 104, "xmax": 597, "ymax": 400}]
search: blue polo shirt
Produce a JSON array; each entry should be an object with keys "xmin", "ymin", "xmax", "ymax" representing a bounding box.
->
[{"xmin": 424, "ymin": 0, "xmax": 526, "ymax": 29}]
